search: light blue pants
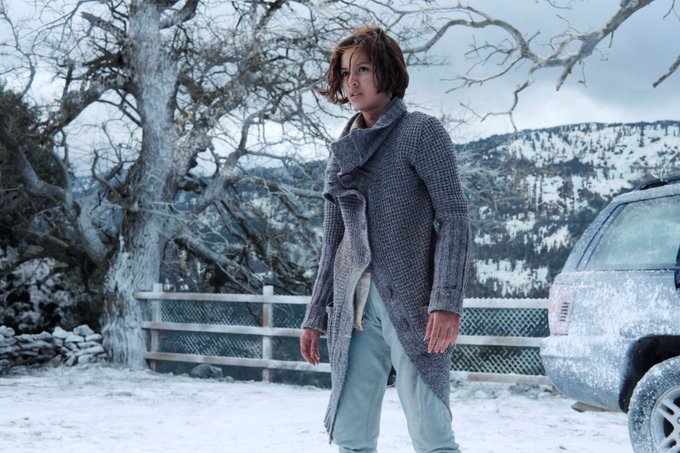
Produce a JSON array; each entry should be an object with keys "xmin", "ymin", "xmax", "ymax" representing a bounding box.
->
[{"xmin": 333, "ymin": 283, "xmax": 460, "ymax": 453}]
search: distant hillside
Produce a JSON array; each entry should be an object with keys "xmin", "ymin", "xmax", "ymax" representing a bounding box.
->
[{"xmin": 459, "ymin": 120, "xmax": 680, "ymax": 297}]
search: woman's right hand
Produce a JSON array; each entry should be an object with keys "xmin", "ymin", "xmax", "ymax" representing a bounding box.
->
[{"xmin": 300, "ymin": 328, "xmax": 322, "ymax": 365}]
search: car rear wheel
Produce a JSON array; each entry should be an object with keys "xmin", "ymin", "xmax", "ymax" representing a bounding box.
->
[{"xmin": 628, "ymin": 356, "xmax": 680, "ymax": 452}]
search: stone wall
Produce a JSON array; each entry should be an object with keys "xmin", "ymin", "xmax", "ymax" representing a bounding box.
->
[{"xmin": 0, "ymin": 324, "xmax": 106, "ymax": 375}]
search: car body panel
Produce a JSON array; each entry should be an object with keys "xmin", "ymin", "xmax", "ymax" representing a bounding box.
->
[
  {"xmin": 541, "ymin": 335, "xmax": 632, "ymax": 410},
  {"xmin": 540, "ymin": 183, "xmax": 680, "ymax": 411}
]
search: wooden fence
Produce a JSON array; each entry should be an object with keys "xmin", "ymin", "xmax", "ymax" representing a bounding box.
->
[{"xmin": 134, "ymin": 284, "xmax": 550, "ymax": 386}]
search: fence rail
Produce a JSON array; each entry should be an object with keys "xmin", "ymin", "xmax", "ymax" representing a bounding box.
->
[{"xmin": 134, "ymin": 284, "xmax": 550, "ymax": 386}]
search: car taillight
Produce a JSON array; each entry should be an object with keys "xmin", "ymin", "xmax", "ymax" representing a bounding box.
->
[{"xmin": 548, "ymin": 284, "xmax": 574, "ymax": 335}]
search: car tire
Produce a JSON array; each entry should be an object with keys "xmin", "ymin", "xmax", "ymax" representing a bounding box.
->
[{"xmin": 628, "ymin": 355, "xmax": 680, "ymax": 452}]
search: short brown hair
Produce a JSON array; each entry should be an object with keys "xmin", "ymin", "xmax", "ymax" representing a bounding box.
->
[{"xmin": 319, "ymin": 26, "xmax": 409, "ymax": 105}]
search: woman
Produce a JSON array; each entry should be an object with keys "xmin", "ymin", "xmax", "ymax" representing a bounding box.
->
[{"xmin": 300, "ymin": 26, "xmax": 471, "ymax": 453}]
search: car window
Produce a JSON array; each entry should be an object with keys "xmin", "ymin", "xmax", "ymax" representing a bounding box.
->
[{"xmin": 585, "ymin": 194, "xmax": 680, "ymax": 270}]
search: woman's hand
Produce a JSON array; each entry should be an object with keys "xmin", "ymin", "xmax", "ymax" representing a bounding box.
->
[
  {"xmin": 300, "ymin": 328, "xmax": 322, "ymax": 365},
  {"xmin": 424, "ymin": 311, "xmax": 461, "ymax": 353}
]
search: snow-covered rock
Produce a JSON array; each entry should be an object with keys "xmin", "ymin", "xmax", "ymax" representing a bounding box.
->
[
  {"xmin": 53, "ymin": 326, "xmax": 69, "ymax": 339},
  {"xmin": 0, "ymin": 324, "xmax": 107, "ymax": 374},
  {"xmin": 74, "ymin": 325, "xmax": 96, "ymax": 337},
  {"xmin": 190, "ymin": 364, "xmax": 223, "ymax": 380},
  {"xmin": 35, "ymin": 331, "xmax": 53, "ymax": 342},
  {"xmin": 18, "ymin": 340, "xmax": 52, "ymax": 351},
  {"xmin": 79, "ymin": 345, "xmax": 105, "ymax": 356},
  {"xmin": 77, "ymin": 354, "xmax": 95, "ymax": 364},
  {"xmin": 86, "ymin": 334, "xmax": 103, "ymax": 342},
  {"xmin": 0, "ymin": 326, "xmax": 15, "ymax": 337},
  {"xmin": 65, "ymin": 334, "xmax": 85, "ymax": 343}
]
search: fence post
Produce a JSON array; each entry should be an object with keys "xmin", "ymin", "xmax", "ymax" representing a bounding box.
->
[
  {"xmin": 149, "ymin": 283, "xmax": 163, "ymax": 372},
  {"xmin": 262, "ymin": 285, "xmax": 274, "ymax": 382}
]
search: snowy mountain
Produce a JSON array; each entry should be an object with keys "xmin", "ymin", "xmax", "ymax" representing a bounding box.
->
[{"xmin": 459, "ymin": 120, "xmax": 680, "ymax": 297}]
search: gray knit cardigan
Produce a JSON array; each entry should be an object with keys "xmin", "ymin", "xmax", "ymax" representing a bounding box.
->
[{"xmin": 302, "ymin": 97, "xmax": 471, "ymax": 438}]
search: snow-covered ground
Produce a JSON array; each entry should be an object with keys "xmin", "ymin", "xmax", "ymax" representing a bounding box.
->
[{"xmin": 1, "ymin": 364, "xmax": 631, "ymax": 452}]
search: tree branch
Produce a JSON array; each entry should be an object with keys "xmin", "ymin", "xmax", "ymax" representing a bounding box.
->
[
  {"xmin": 653, "ymin": 53, "xmax": 680, "ymax": 87},
  {"xmin": 402, "ymin": 1, "xmax": 659, "ymax": 128},
  {"xmin": 160, "ymin": 0, "xmax": 199, "ymax": 28},
  {"xmin": 0, "ymin": 117, "xmax": 66, "ymax": 202},
  {"xmin": 81, "ymin": 11, "xmax": 126, "ymax": 41},
  {"xmin": 176, "ymin": 234, "xmax": 261, "ymax": 294}
]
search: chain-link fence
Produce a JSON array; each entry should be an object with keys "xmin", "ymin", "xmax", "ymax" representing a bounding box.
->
[
  {"xmin": 136, "ymin": 288, "xmax": 548, "ymax": 385},
  {"xmin": 453, "ymin": 304, "xmax": 548, "ymax": 377}
]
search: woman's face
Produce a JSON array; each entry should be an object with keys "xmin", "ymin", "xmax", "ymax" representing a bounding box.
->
[{"xmin": 340, "ymin": 48, "xmax": 392, "ymax": 119}]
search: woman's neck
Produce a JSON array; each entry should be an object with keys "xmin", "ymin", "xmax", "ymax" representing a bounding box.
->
[
  {"xmin": 360, "ymin": 97, "xmax": 393, "ymax": 128},
  {"xmin": 361, "ymin": 111, "xmax": 381, "ymax": 128}
]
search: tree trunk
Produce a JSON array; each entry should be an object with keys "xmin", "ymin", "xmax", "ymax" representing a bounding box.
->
[
  {"xmin": 102, "ymin": 222, "xmax": 162, "ymax": 367},
  {"xmin": 101, "ymin": 0, "xmax": 179, "ymax": 367}
]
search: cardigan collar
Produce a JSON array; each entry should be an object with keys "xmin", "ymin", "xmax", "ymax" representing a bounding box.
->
[{"xmin": 331, "ymin": 97, "xmax": 407, "ymax": 177}]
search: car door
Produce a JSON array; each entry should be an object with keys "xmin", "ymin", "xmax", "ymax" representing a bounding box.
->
[{"xmin": 575, "ymin": 193, "xmax": 680, "ymax": 339}]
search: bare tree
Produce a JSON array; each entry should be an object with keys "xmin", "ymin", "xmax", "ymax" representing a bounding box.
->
[
  {"xmin": 0, "ymin": 0, "xmax": 339, "ymax": 365},
  {"xmin": 0, "ymin": 0, "xmax": 452, "ymax": 365}
]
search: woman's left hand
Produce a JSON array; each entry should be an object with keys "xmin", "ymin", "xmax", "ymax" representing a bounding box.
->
[{"xmin": 424, "ymin": 311, "xmax": 461, "ymax": 353}]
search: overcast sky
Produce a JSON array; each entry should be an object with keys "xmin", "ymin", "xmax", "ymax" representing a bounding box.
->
[{"xmin": 404, "ymin": 1, "xmax": 680, "ymax": 142}]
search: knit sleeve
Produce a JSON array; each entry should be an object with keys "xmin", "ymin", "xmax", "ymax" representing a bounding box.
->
[
  {"xmin": 301, "ymin": 153, "xmax": 345, "ymax": 332},
  {"xmin": 410, "ymin": 114, "xmax": 471, "ymax": 315}
]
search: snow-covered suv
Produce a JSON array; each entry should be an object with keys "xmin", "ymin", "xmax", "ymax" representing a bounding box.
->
[{"xmin": 540, "ymin": 177, "xmax": 680, "ymax": 452}]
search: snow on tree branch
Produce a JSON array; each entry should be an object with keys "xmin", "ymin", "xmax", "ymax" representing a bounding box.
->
[
  {"xmin": 653, "ymin": 53, "xmax": 680, "ymax": 87},
  {"xmin": 159, "ymin": 0, "xmax": 199, "ymax": 29}
]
